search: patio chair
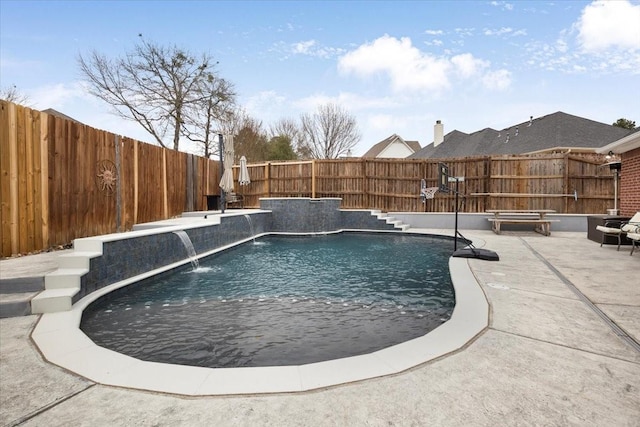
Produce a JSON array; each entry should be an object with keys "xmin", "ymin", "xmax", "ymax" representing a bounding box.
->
[
  {"xmin": 627, "ymin": 232, "xmax": 640, "ymax": 256},
  {"xmin": 595, "ymin": 212, "xmax": 640, "ymax": 251}
]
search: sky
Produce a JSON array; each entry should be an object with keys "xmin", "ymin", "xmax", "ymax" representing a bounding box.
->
[{"xmin": 1, "ymin": 0, "xmax": 639, "ymax": 156}]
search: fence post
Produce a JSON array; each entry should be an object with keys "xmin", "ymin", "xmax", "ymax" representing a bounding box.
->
[
  {"xmin": 40, "ymin": 110, "xmax": 49, "ymax": 249},
  {"xmin": 162, "ymin": 148, "xmax": 168, "ymax": 218},
  {"xmin": 186, "ymin": 153, "xmax": 194, "ymax": 212},
  {"xmin": 563, "ymin": 153, "xmax": 569, "ymax": 213},
  {"xmin": 115, "ymin": 135, "xmax": 122, "ymax": 232},
  {"xmin": 268, "ymin": 162, "xmax": 272, "ymax": 197},
  {"xmin": 7, "ymin": 103, "xmax": 19, "ymax": 255},
  {"xmin": 311, "ymin": 160, "xmax": 316, "ymax": 198},
  {"xmin": 363, "ymin": 158, "xmax": 368, "ymax": 209}
]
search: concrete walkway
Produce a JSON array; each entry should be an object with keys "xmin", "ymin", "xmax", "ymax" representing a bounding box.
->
[{"xmin": 1, "ymin": 231, "xmax": 638, "ymax": 426}]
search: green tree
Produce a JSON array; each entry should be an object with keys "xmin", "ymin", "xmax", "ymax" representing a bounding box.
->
[
  {"xmin": 270, "ymin": 118, "xmax": 310, "ymax": 159},
  {"xmin": 266, "ymin": 136, "xmax": 298, "ymax": 161},
  {"xmin": 612, "ymin": 118, "xmax": 636, "ymax": 129}
]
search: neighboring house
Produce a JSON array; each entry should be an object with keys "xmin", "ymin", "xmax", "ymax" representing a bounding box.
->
[
  {"xmin": 42, "ymin": 108, "xmax": 81, "ymax": 123},
  {"xmin": 597, "ymin": 131, "xmax": 640, "ymax": 216},
  {"xmin": 410, "ymin": 112, "xmax": 636, "ymax": 159},
  {"xmin": 363, "ymin": 134, "xmax": 421, "ymax": 159}
]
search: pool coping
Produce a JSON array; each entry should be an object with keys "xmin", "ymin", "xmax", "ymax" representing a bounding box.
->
[{"xmin": 30, "ymin": 230, "xmax": 489, "ymax": 396}]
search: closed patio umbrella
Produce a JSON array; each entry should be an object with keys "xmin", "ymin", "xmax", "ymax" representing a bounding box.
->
[
  {"xmin": 239, "ymin": 155, "xmax": 250, "ymax": 187},
  {"xmin": 219, "ymin": 135, "xmax": 235, "ymax": 194}
]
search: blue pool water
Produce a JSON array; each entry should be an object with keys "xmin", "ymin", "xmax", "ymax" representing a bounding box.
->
[{"xmin": 81, "ymin": 233, "xmax": 455, "ymax": 368}]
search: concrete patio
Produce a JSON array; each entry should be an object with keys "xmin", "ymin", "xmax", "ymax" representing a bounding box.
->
[{"xmin": 1, "ymin": 230, "xmax": 638, "ymax": 426}]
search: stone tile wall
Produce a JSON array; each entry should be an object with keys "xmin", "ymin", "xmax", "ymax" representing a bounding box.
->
[{"xmin": 75, "ymin": 199, "xmax": 395, "ymax": 301}]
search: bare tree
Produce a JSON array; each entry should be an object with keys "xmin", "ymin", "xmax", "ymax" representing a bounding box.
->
[
  {"xmin": 0, "ymin": 84, "xmax": 30, "ymax": 105},
  {"xmin": 78, "ymin": 37, "xmax": 233, "ymax": 150},
  {"xmin": 234, "ymin": 114, "xmax": 269, "ymax": 162},
  {"xmin": 181, "ymin": 74, "xmax": 236, "ymax": 158},
  {"xmin": 300, "ymin": 103, "xmax": 360, "ymax": 159}
]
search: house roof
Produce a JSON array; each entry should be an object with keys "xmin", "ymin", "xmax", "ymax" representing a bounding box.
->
[
  {"xmin": 597, "ymin": 130, "xmax": 640, "ymax": 154},
  {"xmin": 410, "ymin": 111, "xmax": 635, "ymax": 159},
  {"xmin": 362, "ymin": 134, "xmax": 421, "ymax": 158},
  {"xmin": 42, "ymin": 108, "xmax": 81, "ymax": 123}
]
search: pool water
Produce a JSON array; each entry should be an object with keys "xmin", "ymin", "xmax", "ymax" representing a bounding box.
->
[{"xmin": 81, "ymin": 233, "xmax": 455, "ymax": 368}]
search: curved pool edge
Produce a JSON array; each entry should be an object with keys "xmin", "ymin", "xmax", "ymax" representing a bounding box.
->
[{"xmin": 30, "ymin": 232, "xmax": 489, "ymax": 396}]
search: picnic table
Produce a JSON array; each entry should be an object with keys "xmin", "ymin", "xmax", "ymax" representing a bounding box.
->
[{"xmin": 486, "ymin": 209, "xmax": 558, "ymax": 236}]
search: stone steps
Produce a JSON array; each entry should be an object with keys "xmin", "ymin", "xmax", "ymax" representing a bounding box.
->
[
  {"xmin": 30, "ymin": 250, "xmax": 103, "ymax": 314},
  {"xmin": 371, "ymin": 210, "xmax": 411, "ymax": 231}
]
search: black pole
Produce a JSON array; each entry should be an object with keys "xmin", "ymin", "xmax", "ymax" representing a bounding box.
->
[
  {"xmin": 454, "ymin": 178, "xmax": 459, "ymax": 251},
  {"xmin": 219, "ymin": 133, "xmax": 225, "ymax": 213}
]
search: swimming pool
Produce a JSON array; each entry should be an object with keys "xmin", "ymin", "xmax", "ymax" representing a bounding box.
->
[
  {"xmin": 31, "ymin": 201, "xmax": 488, "ymax": 395},
  {"xmin": 80, "ymin": 233, "xmax": 455, "ymax": 368}
]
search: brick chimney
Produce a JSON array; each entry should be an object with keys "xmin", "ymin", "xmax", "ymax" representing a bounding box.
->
[{"xmin": 434, "ymin": 120, "xmax": 444, "ymax": 146}]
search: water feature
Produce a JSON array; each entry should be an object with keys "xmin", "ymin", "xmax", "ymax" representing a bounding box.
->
[
  {"xmin": 81, "ymin": 233, "xmax": 455, "ymax": 368},
  {"xmin": 172, "ymin": 230, "xmax": 199, "ymax": 270},
  {"xmin": 243, "ymin": 214, "xmax": 255, "ymax": 243}
]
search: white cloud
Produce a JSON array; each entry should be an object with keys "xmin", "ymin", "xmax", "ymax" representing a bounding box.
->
[
  {"xmin": 482, "ymin": 69, "xmax": 512, "ymax": 90},
  {"xmin": 425, "ymin": 39, "xmax": 444, "ymax": 47},
  {"xmin": 289, "ymin": 39, "xmax": 346, "ymax": 58},
  {"xmin": 292, "ymin": 40, "xmax": 316, "ymax": 54},
  {"xmin": 454, "ymin": 28, "xmax": 475, "ymax": 38},
  {"xmin": 29, "ymin": 81, "xmax": 92, "ymax": 110},
  {"xmin": 484, "ymin": 27, "xmax": 514, "ymax": 36},
  {"xmin": 424, "ymin": 30, "xmax": 443, "ymax": 35},
  {"xmin": 295, "ymin": 92, "xmax": 401, "ymax": 113},
  {"xmin": 451, "ymin": 53, "xmax": 490, "ymax": 78},
  {"xmin": 490, "ymin": 1, "xmax": 514, "ymax": 11},
  {"xmin": 244, "ymin": 90, "xmax": 287, "ymax": 119},
  {"xmin": 576, "ymin": 0, "xmax": 640, "ymax": 52},
  {"xmin": 337, "ymin": 35, "xmax": 452, "ymax": 92},
  {"xmin": 338, "ymin": 35, "xmax": 507, "ymax": 94},
  {"xmin": 366, "ymin": 113, "xmax": 399, "ymax": 131},
  {"xmin": 483, "ymin": 27, "xmax": 527, "ymax": 37}
]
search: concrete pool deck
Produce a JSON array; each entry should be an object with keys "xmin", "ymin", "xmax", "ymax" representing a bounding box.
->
[{"xmin": 1, "ymin": 230, "xmax": 639, "ymax": 426}]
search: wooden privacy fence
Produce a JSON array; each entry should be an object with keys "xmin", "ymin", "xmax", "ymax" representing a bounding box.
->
[
  {"xmin": 1, "ymin": 101, "xmax": 618, "ymax": 257},
  {"xmin": 1, "ymin": 101, "xmax": 220, "ymax": 257},
  {"xmin": 236, "ymin": 155, "xmax": 616, "ymax": 214}
]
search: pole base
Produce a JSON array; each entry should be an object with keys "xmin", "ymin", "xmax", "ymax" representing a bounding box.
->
[{"xmin": 452, "ymin": 248, "xmax": 499, "ymax": 261}]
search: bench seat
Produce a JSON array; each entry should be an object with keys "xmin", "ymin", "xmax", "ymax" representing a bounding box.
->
[
  {"xmin": 487, "ymin": 218, "xmax": 559, "ymax": 236},
  {"xmin": 225, "ymin": 193, "xmax": 244, "ymax": 209}
]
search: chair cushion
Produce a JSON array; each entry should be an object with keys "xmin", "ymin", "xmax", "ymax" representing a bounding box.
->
[
  {"xmin": 596, "ymin": 225, "xmax": 622, "ymax": 234},
  {"xmin": 627, "ymin": 232, "xmax": 640, "ymax": 241},
  {"xmin": 622, "ymin": 223, "xmax": 640, "ymax": 233}
]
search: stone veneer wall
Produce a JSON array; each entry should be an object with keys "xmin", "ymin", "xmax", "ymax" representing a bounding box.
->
[
  {"xmin": 74, "ymin": 199, "xmax": 396, "ymax": 302},
  {"xmin": 259, "ymin": 198, "xmax": 398, "ymax": 232},
  {"xmin": 74, "ymin": 212, "xmax": 270, "ymax": 302},
  {"xmin": 259, "ymin": 198, "xmax": 342, "ymax": 232}
]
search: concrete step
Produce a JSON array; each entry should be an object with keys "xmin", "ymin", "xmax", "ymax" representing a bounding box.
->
[
  {"xmin": 31, "ymin": 287, "xmax": 80, "ymax": 314},
  {"xmin": 56, "ymin": 251, "xmax": 102, "ymax": 269},
  {"xmin": 0, "ymin": 276, "xmax": 44, "ymax": 294},
  {"xmin": 44, "ymin": 268, "xmax": 88, "ymax": 290},
  {"xmin": 0, "ymin": 292, "xmax": 38, "ymax": 318},
  {"xmin": 373, "ymin": 211, "xmax": 411, "ymax": 231}
]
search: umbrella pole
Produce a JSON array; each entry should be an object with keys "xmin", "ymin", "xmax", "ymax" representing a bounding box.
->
[{"xmin": 219, "ymin": 133, "xmax": 225, "ymax": 213}]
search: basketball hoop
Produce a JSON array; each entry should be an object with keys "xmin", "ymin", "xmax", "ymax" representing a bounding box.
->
[{"xmin": 420, "ymin": 186, "xmax": 439, "ymax": 203}]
